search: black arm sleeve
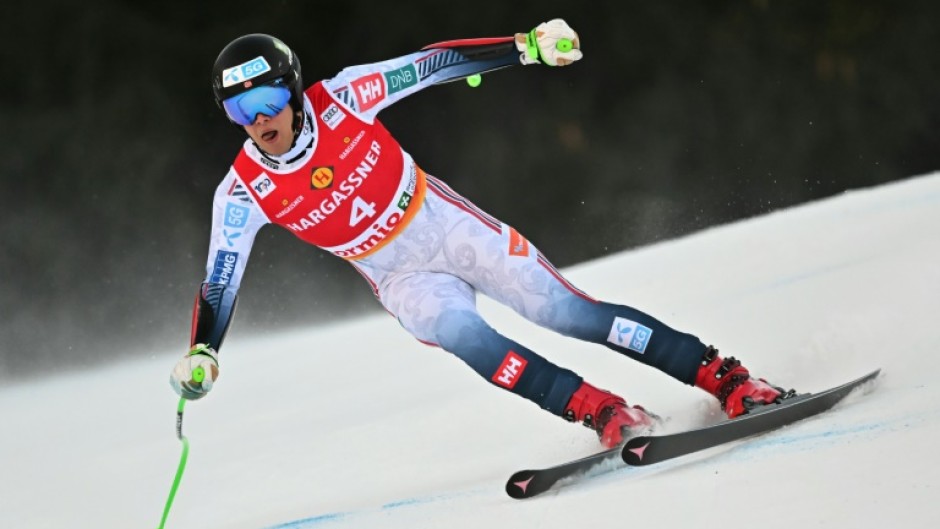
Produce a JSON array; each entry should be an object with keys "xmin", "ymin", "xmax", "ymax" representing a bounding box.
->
[
  {"xmin": 190, "ymin": 282, "xmax": 238, "ymax": 352},
  {"xmin": 419, "ymin": 36, "xmax": 521, "ymax": 84}
]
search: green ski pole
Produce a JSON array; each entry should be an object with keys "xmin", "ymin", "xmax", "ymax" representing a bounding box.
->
[{"xmin": 156, "ymin": 397, "xmax": 191, "ymax": 529}]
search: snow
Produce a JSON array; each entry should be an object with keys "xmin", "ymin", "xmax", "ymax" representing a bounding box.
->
[{"xmin": 2, "ymin": 173, "xmax": 939, "ymax": 529}]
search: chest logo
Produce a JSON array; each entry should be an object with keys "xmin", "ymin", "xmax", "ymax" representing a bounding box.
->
[
  {"xmin": 320, "ymin": 103, "xmax": 347, "ymax": 130},
  {"xmin": 311, "ymin": 166, "xmax": 334, "ymax": 189},
  {"xmin": 250, "ymin": 173, "xmax": 276, "ymax": 199}
]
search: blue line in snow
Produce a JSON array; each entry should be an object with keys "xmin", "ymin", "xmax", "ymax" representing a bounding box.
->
[
  {"xmin": 266, "ymin": 511, "xmax": 349, "ymax": 528},
  {"xmin": 263, "ymin": 489, "xmax": 482, "ymax": 528}
]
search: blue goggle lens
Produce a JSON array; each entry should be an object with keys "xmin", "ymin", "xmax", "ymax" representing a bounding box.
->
[{"xmin": 222, "ymin": 83, "xmax": 292, "ymax": 126}]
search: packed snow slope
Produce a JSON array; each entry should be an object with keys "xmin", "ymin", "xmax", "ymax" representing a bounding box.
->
[{"xmin": 2, "ymin": 173, "xmax": 939, "ymax": 529}]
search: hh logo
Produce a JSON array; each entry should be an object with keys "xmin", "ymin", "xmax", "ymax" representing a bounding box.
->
[
  {"xmin": 492, "ymin": 351, "xmax": 528, "ymax": 389},
  {"xmin": 351, "ymin": 73, "xmax": 385, "ymax": 112},
  {"xmin": 311, "ymin": 166, "xmax": 334, "ymax": 189},
  {"xmin": 606, "ymin": 317, "xmax": 653, "ymax": 354},
  {"xmin": 507, "ymin": 227, "xmax": 530, "ymax": 257}
]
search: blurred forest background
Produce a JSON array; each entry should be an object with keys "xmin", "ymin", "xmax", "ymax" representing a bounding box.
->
[{"xmin": 2, "ymin": 0, "xmax": 938, "ymax": 378}]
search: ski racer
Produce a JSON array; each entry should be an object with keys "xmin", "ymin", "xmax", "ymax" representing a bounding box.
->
[{"xmin": 170, "ymin": 19, "xmax": 791, "ymax": 449}]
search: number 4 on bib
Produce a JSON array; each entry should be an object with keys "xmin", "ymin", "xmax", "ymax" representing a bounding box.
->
[{"xmin": 350, "ymin": 196, "xmax": 376, "ymax": 226}]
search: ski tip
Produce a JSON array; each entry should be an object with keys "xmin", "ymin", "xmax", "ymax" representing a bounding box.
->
[
  {"xmin": 622, "ymin": 436, "xmax": 653, "ymax": 466},
  {"xmin": 505, "ymin": 471, "xmax": 537, "ymax": 499},
  {"xmin": 846, "ymin": 368, "xmax": 881, "ymax": 390},
  {"xmin": 855, "ymin": 368, "xmax": 882, "ymax": 390}
]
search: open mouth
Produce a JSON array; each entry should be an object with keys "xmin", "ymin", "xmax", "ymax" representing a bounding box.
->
[{"xmin": 261, "ymin": 130, "xmax": 278, "ymax": 142}]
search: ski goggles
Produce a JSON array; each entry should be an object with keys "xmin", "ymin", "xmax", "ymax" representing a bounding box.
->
[{"xmin": 222, "ymin": 80, "xmax": 292, "ymax": 126}]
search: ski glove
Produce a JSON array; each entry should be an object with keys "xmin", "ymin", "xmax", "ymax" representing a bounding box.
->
[
  {"xmin": 169, "ymin": 343, "xmax": 219, "ymax": 400},
  {"xmin": 516, "ymin": 19, "xmax": 583, "ymax": 66}
]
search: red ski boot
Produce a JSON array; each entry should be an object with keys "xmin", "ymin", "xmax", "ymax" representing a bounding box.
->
[
  {"xmin": 563, "ymin": 382, "xmax": 654, "ymax": 448},
  {"xmin": 695, "ymin": 346, "xmax": 794, "ymax": 417}
]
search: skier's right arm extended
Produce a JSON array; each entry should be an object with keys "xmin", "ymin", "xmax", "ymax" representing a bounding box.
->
[
  {"xmin": 322, "ymin": 19, "xmax": 583, "ymax": 122},
  {"xmin": 170, "ymin": 170, "xmax": 269, "ymax": 400}
]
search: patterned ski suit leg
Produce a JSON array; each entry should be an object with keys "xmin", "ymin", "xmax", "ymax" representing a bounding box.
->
[
  {"xmin": 378, "ymin": 270, "xmax": 583, "ymax": 414},
  {"xmin": 354, "ymin": 175, "xmax": 707, "ymax": 417}
]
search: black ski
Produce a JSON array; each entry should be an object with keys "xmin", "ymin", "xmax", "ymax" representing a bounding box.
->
[
  {"xmin": 622, "ymin": 369, "xmax": 880, "ymax": 466},
  {"xmin": 505, "ymin": 447, "xmax": 622, "ymax": 499}
]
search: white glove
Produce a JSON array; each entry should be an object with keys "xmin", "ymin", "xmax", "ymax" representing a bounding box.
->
[
  {"xmin": 515, "ymin": 19, "xmax": 583, "ymax": 66},
  {"xmin": 169, "ymin": 344, "xmax": 219, "ymax": 400}
]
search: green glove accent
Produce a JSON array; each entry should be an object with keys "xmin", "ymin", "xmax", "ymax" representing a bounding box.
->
[
  {"xmin": 188, "ymin": 343, "xmax": 212, "ymax": 357},
  {"xmin": 556, "ymin": 38, "xmax": 573, "ymax": 53},
  {"xmin": 186, "ymin": 343, "xmax": 215, "ymax": 385},
  {"xmin": 525, "ymin": 28, "xmax": 544, "ymax": 65}
]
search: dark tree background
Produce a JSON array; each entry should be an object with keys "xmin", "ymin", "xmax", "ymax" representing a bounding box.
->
[{"xmin": 2, "ymin": 0, "xmax": 938, "ymax": 378}]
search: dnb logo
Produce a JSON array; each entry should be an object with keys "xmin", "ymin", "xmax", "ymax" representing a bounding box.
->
[
  {"xmin": 492, "ymin": 351, "xmax": 528, "ymax": 389},
  {"xmin": 311, "ymin": 166, "xmax": 334, "ymax": 189},
  {"xmin": 606, "ymin": 317, "xmax": 653, "ymax": 354},
  {"xmin": 383, "ymin": 64, "xmax": 417, "ymax": 95}
]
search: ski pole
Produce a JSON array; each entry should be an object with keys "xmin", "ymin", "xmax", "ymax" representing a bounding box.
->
[{"xmin": 156, "ymin": 397, "xmax": 191, "ymax": 529}]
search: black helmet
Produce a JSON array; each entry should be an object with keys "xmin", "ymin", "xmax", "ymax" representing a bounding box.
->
[{"xmin": 211, "ymin": 34, "xmax": 304, "ymax": 121}]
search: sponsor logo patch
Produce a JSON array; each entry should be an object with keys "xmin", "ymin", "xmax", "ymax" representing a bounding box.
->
[
  {"xmin": 606, "ymin": 317, "xmax": 653, "ymax": 354},
  {"xmin": 311, "ymin": 166, "xmax": 334, "ymax": 189},
  {"xmin": 339, "ymin": 130, "xmax": 366, "ymax": 160},
  {"xmin": 351, "ymin": 73, "xmax": 385, "ymax": 112},
  {"xmin": 397, "ymin": 191, "xmax": 413, "ymax": 210},
  {"xmin": 507, "ymin": 227, "xmax": 530, "ymax": 257},
  {"xmin": 250, "ymin": 173, "xmax": 276, "ymax": 198},
  {"xmin": 383, "ymin": 64, "xmax": 418, "ymax": 95},
  {"xmin": 492, "ymin": 351, "xmax": 528, "ymax": 389},
  {"xmin": 320, "ymin": 103, "xmax": 347, "ymax": 130},
  {"xmin": 223, "ymin": 203, "xmax": 250, "ymax": 228},
  {"xmin": 221, "ymin": 56, "xmax": 271, "ymax": 88},
  {"xmin": 210, "ymin": 250, "xmax": 239, "ymax": 285},
  {"xmin": 223, "ymin": 202, "xmax": 250, "ymax": 247}
]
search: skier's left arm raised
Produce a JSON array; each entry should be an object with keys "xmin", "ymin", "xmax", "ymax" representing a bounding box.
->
[{"xmin": 323, "ymin": 18, "xmax": 583, "ymax": 121}]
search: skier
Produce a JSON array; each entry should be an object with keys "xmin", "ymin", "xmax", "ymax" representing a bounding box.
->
[{"xmin": 170, "ymin": 19, "xmax": 790, "ymax": 449}]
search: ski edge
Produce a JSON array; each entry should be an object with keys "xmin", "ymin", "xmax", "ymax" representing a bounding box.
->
[{"xmin": 622, "ymin": 368, "xmax": 881, "ymax": 466}]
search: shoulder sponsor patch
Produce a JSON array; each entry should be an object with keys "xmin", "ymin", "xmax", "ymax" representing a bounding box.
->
[
  {"xmin": 223, "ymin": 202, "xmax": 251, "ymax": 228},
  {"xmin": 351, "ymin": 72, "xmax": 385, "ymax": 112},
  {"xmin": 383, "ymin": 64, "xmax": 417, "ymax": 95},
  {"xmin": 250, "ymin": 173, "xmax": 276, "ymax": 199},
  {"xmin": 606, "ymin": 317, "xmax": 653, "ymax": 354},
  {"xmin": 320, "ymin": 103, "xmax": 347, "ymax": 130},
  {"xmin": 507, "ymin": 227, "xmax": 530, "ymax": 257},
  {"xmin": 221, "ymin": 56, "xmax": 272, "ymax": 88}
]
